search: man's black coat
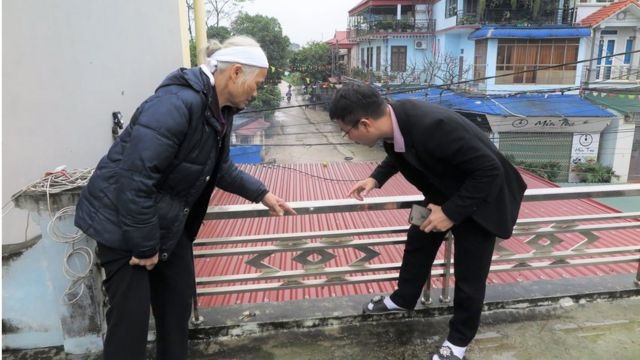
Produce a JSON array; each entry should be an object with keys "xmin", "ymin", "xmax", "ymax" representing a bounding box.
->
[{"xmin": 370, "ymin": 100, "xmax": 527, "ymax": 239}]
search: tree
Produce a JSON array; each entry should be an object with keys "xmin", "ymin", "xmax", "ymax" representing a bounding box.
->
[
  {"xmin": 483, "ymin": 0, "xmax": 556, "ymax": 21},
  {"xmin": 206, "ymin": 0, "xmax": 252, "ymax": 27},
  {"xmin": 207, "ymin": 25, "xmax": 231, "ymax": 42},
  {"xmin": 231, "ymin": 13, "xmax": 291, "ymax": 85},
  {"xmin": 185, "ymin": 0, "xmax": 252, "ymax": 39},
  {"xmin": 437, "ymin": 52, "xmax": 473, "ymax": 89},
  {"xmin": 420, "ymin": 52, "xmax": 443, "ymax": 87},
  {"xmin": 289, "ymin": 42, "xmax": 332, "ymax": 83}
]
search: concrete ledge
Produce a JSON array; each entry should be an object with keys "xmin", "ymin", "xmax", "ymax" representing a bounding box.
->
[
  {"xmin": 190, "ymin": 273, "xmax": 640, "ymax": 340},
  {"xmin": 4, "ymin": 274, "xmax": 639, "ymax": 359}
]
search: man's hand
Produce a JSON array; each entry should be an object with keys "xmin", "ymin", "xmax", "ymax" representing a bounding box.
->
[
  {"xmin": 419, "ymin": 204, "xmax": 454, "ymax": 233},
  {"xmin": 348, "ymin": 178, "xmax": 378, "ymax": 201},
  {"xmin": 261, "ymin": 192, "xmax": 297, "ymax": 216},
  {"xmin": 129, "ymin": 253, "xmax": 159, "ymax": 271}
]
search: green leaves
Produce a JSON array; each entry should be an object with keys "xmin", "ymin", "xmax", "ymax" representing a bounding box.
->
[
  {"xmin": 289, "ymin": 42, "xmax": 332, "ymax": 83},
  {"xmin": 231, "ymin": 13, "xmax": 291, "ymax": 85},
  {"xmin": 572, "ymin": 162, "xmax": 619, "ymax": 183},
  {"xmin": 247, "ymin": 84, "xmax": 281, "ymax": 111}
]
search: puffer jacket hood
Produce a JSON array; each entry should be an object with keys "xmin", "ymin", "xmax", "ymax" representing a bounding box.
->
[{"xmin": 158, "ymin": 67, "xmax": 209, "ymax": 93}]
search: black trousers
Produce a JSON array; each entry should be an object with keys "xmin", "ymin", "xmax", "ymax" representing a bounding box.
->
[
  {"xmin": 96, "ymin": 234, "xmax": 195, "ymax": 360},
  {"xmin": 389, "ymin": 219, "xmax": 496, "ymax": 347}
]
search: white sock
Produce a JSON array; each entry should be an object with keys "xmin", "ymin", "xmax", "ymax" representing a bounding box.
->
[
  {"xmin": 383, "ymin": 296, "xmax": 403, "ymax": 310},
  {"xmin": 432, "ymin": 340, "xmax": 466, "ymax": 359}
]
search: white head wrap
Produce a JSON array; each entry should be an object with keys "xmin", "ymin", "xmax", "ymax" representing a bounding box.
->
[{"xmin": 206, "ymin": 46, "xmax": 269, "ymax": 72}]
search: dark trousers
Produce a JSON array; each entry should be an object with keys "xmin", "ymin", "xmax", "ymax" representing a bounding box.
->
[
  {"xmin": 96, "ymin": 234, "xmax": 195, "ymax": 360},
  {"xmin": 389, "ymin": 219, "xmax": 496, "ymax": 347}
]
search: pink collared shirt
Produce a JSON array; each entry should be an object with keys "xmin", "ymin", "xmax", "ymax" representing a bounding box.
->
[{"xmin": 388, "ymin": 104, "xmax": 405, "ymax": 153}]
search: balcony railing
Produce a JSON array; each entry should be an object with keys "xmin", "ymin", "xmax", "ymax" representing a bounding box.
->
[
  {"xmin": 583, "ymin": 65, "xmax": 640, "ymax": 83},
  {"xmin": 193, "ymin": 184, "xmax": 640, "ymax": 318},
  {"xmin": 348, "ymin": 18, "xmax": 436, "ymax": 40},
  {"xmin": 457, "ymin": 7, "xmax": 576, "ymax": 26}
]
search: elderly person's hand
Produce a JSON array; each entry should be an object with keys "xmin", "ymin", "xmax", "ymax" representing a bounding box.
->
[{"xmin": 261, "ymin": 192, "xmax": 296, "ymax": 216}]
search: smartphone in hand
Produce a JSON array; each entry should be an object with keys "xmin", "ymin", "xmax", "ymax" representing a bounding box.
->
[{"xmin": 409, "ymin": 204, "xmax": 432, "ymax": 226}]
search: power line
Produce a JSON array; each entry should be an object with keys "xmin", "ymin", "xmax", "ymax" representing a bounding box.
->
[
  {"xmin": 240, "ymin": 49, "xmax": 640, "ymax": 114},
  {"xmin": 240, "ymin": 161, "xmax": 633, "ymax": 184},
  {"xmin": 261, "ymin": 128, "xmax": 638, "ymax": 141}
]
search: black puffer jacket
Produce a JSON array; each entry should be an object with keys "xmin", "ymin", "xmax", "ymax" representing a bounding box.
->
[{"xmin": 75, "ymin": 67, "xmax": 268, "ymax": 259}]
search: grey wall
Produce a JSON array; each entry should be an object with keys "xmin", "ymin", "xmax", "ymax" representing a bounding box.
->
[{"xmin": 3, "ymin": 0, "xmax": 189, "ymax": 244}]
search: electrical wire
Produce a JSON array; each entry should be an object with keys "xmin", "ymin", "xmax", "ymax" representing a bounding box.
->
[
  {"xmin": 240, "ymin": 49, "xmax": 640, "ymax": 114},
  {"xmin": 8, "ymin": 168, "xmax": 96, "ymax": 304}
]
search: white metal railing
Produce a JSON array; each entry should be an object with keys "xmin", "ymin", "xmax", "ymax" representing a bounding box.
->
[
  {"xmin": 193, "ymin": 185, "xmax": 640, "ymax": 316},
  {"xmin": 583, "ymin": 65, "xmax": 640, "ymax": 82}
]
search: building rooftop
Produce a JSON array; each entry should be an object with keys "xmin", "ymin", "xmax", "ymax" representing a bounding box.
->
[
  {"xmin": 195, "ymin": 162, "xmax": 637, "ymax": 308},
  {"xmin": 388, "ymin": 89, "xmax": 616, "ymax": 118},
  {"xmin": 579, "ymin": 0, "xmax": 640, "ymax": 27}
]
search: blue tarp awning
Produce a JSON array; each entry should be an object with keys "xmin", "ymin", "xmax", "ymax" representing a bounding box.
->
[
  {"xmin": 387, "ymin": 88, "xmax": 615, "ymax": 118},
  {"xmin": 469, "ymin": 26, "xmax": 591, "ymax": 40}
]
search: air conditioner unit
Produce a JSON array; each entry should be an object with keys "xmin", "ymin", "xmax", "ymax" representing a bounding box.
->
[{"xmin": 414, "ymin": 40, "xmax": 427, "ymax": 49}]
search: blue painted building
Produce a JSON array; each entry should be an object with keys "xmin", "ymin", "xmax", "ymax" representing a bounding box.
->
[
  {"xmin": 347, "ymin": 0, "xmax": 437, "ymax": 84},
  {"xmin": 345, "ymin": 1, "xmax": 635, "ymax": 183},
  {"xmin": 388, "ymin": 87, "xmax": 616, "ymax": 182}
]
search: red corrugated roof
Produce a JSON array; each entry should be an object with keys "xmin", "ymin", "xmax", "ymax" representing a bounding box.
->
[
  {"xmin": 580, "ymin": 0, "xmax": 640, "ymax": 27},
  {"xmin": 195, "ymin": 162, "xmax": 638, "ymax": 308},
  {"xmin": 326, "ymin": 31, "xmax": 355, "ymax": 48},
  {"xmin": 234, "ymin": 119, "xmax": 270, "ymax": 136}
]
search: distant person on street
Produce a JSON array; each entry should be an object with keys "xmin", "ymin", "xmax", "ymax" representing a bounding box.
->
[
  {"xmin": 75, "ymin": 35, "xmax": 296, "ymax": 360},
  {"xmin": 329, "ymin": 83, "xmax": 527, "ymax": 360}
]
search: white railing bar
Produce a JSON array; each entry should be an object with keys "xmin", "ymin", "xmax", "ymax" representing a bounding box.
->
[
  {"xmin": 196, "ymin": 246, "xmax": 639, "ymax": 285},
  {"xmin": 197, "ymin": 255, "xmax": 638, "ymax": 296},
  {"xmin": 204, "ymin": 185, "xmax": 640, "ymax": 220}
]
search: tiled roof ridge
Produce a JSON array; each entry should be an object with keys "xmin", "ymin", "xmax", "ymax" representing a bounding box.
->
[{"xmin": 579, "ymin": 0, "xmax": 640, "ymax": 27}]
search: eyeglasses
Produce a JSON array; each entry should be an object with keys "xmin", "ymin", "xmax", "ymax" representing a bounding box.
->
[{"xmin": 341, "ymin": 121, "xmax": 360, "ymax": 138}]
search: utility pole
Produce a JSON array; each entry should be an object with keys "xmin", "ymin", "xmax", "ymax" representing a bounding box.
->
[{"xmin": 194, "ymin": 0, "xmax": 207, "ymax": 65}]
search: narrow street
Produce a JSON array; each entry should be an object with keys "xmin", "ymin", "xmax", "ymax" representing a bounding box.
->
[{"xmin": 262, "ymin": 82, "xmax": 386, "ymax": 164}]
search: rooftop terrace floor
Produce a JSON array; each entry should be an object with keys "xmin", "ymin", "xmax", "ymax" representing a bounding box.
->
[{"xmin": 4, "ymin": 274, "xmax": 639, "ymax": 359}]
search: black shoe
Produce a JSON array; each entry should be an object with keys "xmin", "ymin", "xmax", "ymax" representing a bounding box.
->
[
  {"xmin": 362, "ymin": 295, "xmax": 407, "ymax": 314},
  {"xmin": 434, "ymin": 345, "xmax": 462, "ymax": 360}
]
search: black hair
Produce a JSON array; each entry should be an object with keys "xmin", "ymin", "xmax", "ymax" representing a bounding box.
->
[{"xmin": 328, "ymin": 83, "xmax": 387, "ymax": 126}]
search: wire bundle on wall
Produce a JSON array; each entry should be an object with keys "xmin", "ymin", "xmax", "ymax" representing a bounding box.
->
[{"xmin": 15, "ymin": 167, "xmax": 97, "ymax": 304}]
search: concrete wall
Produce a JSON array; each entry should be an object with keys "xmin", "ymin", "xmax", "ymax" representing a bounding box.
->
[
  {"xmin": 433, "ymin": 0, "xmax": 457, "ymax": 31},
  {"xmin": 599, "ymin": 114, "xmax": 636, "ymax": 183},
  {"xmin": 2, "ymin": 0, "xmax": 190, "ymax": 244}
]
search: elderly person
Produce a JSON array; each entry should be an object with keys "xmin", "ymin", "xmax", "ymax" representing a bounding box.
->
[{"xmin": 75, "ymin": 36, "xmax": 295, "ymax": 359}]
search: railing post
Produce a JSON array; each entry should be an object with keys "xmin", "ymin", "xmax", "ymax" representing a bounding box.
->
[
  {"xmin": 191, "ymin": 252, "xmax": 204, "ymax": 326},
  {"xmin": 440, "ymin": 231, "xmax": 453, "ymax": 303},
  {"xmin": 420, "ymin": 272, "xmax": 432, "ymax": 305}
]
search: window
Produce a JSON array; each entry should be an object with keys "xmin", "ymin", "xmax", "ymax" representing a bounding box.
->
[
  {"xmin": 446, "ymin": 0, "xmax": 457, "ymax": 18},
  {"xmin": 495, "ymin": 39, "xmax": 579, "ymax": 84},
  {"xmin": 390, "ymin": 46, "xmax": 407, "ymax": 72},
  {"xmin": 474, "ymin": 40, "xmax": 488, "ymax": 83},
  {"xmin": 361, "ymin": 48, "xmax": 365, "ymax": 68},
  {"xmin": 624, "ymin": 38, "xmax": 634, "ymax": 64},
  {"xmin": 376, "ymin": 46, "xmax": 381, "ymax": 71}
]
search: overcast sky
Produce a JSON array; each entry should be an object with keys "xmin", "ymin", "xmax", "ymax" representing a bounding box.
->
[{"xmin": 239, "ymin": 0, "xmax": 359, "ymax": 46}]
